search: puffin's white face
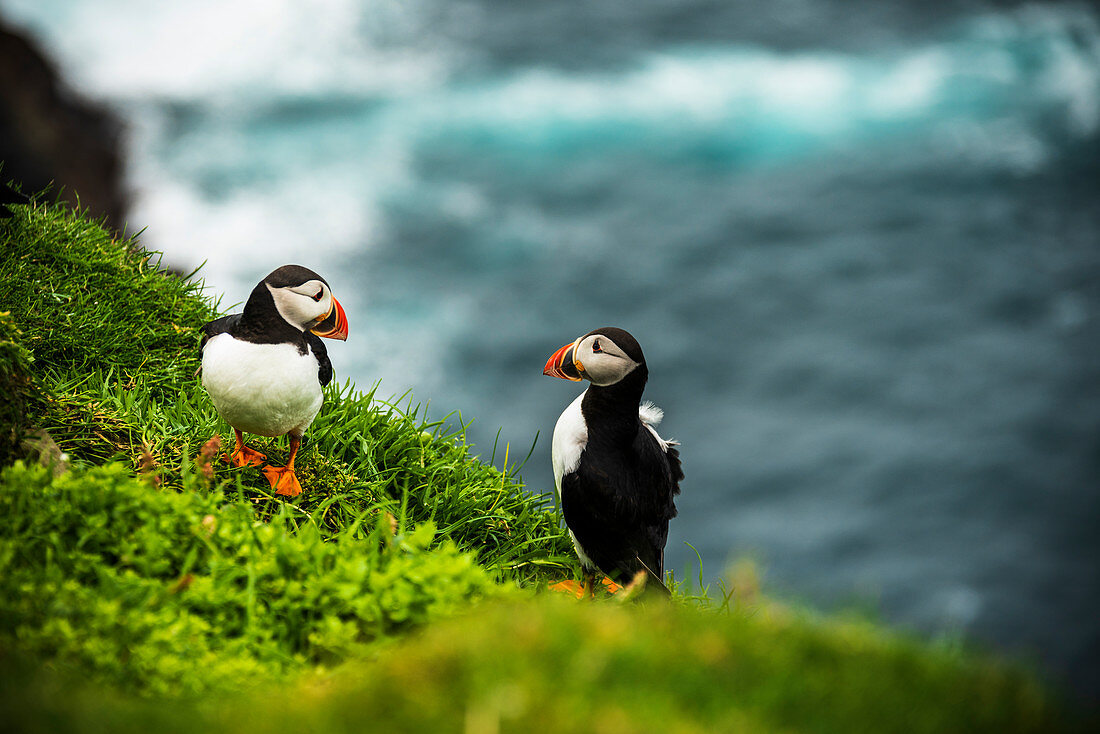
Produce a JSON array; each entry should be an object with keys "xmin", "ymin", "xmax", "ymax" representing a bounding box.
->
[
  {"xmin": 573, "ymin": 333, "xmax": 641, "ymax": 386},
  {"xmin": 267, "ymin": 279, "xmax": 334, "ymax": 331},
  {"xmin": 546, "ymin": 330, "xmax": 643, "ymax": 387}
]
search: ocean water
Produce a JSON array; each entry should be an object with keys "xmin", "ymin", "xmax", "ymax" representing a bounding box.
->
[{"xmin": 5, "ymin": 0, "xmax": 1098, "ymax": 698}]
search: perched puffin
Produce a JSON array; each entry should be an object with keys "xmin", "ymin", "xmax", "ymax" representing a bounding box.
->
[
  {"xmin": 200, "ymin": 265, "xmax": 348, "ymax": 497},
  {"xmin": 544, "ymin": 327, "xmax": 683, "ymax": 597}
]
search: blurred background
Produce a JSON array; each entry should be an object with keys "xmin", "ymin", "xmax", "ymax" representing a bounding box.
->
[{"xmin": 1, "ymin": 0, "xmax": 1097, "ymax": 700}]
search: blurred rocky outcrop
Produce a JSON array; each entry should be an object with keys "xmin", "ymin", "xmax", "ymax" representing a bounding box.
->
[{"xmin": 0, "ymin": 20, "xmax": 126, "ymax": 230}]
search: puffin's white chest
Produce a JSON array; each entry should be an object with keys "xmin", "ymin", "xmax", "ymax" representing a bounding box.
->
[
  {"xmin": 201, "ymin": 334, "xmax": 323, "ymax": 437},
  {"xmin": 551, "ymin": 390, "xmax": 588, "ymax": 497},
  {"xmin": 552, "ymin": 390, "xmax": 594, "ymax": 566}
]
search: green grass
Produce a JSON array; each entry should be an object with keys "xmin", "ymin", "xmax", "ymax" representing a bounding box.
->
[
  {"xmin": 0, "ymin": 461, "xmax": 507, "ymax": 696},
  {"xmin": 0, "ymin": 193, "xmax": 576, "ymax": 584},
  {"xmin": 0, "ymin": 595, "xmax": 1086, "ymax": 734},
  {"xmin": 0, "ymin": 187, "xmax": 1091, "ymax": 732},
  {"xmin": 0, "ymin": 194, "xmax": 217, "ymax": 397}
]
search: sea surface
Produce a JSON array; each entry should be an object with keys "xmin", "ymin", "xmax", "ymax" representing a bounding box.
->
[{"xmin": 5, "ymin": 0, "xmax": 1098, "ymax": 698}]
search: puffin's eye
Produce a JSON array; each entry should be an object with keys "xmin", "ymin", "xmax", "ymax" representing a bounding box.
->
[
  {"xmin": 311, "ymin": 289, "xmax": 324, "ymax": 302},
  {"xmin": 592, "ymin": 339, "xmax": 602, "ymax": 353}
]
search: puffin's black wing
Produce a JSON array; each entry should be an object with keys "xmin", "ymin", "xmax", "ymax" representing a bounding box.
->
[
  {"xmin": 304, "ymin": 331, "xmax": 333, "ymax": 387},
  {"xmin": 648, "ymin": 437, "xmax": 683, "ymax": 576},
  {"xmin": 0, "ymin": 183, "xmax": 30, "ymax": 218},
  {"xmin": 200, "ymin": 314, "xmax": 242, "ymax": 351},
  {"xmin": 560, "ymin": 424, "xmax": 679, "ymax": 591}
]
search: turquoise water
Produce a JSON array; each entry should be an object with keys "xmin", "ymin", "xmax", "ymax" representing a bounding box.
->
[{"xmin": 5, "ymin": 0, "xmax": 1098, "ymax": 698}]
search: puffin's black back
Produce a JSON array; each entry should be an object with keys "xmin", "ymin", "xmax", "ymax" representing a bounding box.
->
[{"xmin": 561, "ymin": 425, "xmax": 682, "ymax": 584}]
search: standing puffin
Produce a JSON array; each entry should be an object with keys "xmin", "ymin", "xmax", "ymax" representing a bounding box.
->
[
  {"xmin": 200, "ymin": 265, "xmax": 348, "ymax": 497},
  {"xmin": 544, "ymin": 327, "xmax": 683, "ymax": 597}
]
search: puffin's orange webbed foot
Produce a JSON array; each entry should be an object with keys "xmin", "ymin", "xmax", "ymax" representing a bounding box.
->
[
  {"xmin": 263, "ymin": 465, "xmax": 303, "ymax": 497},
  {"xmin": 226, "ymin": 429, "xmax": 266, "ymax": 468},
  {"xmin": 551, "ymin": 573, "xmax": 621, "ymax": 599},
  {"xmin": 549, "ymin": 580, "xmax": 587, "ymax": 599},
  {"xmin": 227, "ymin": 445, "xmax": 267, "ymax": 468}
]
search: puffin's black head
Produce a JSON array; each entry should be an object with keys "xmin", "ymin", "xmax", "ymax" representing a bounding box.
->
[
  {"xmin": 543, "ymin": 327, "xmax": 645, "ymax": 387},
  {"xmin": 252, "ymin": 264, "xmax": 349, "ymax": 340}
]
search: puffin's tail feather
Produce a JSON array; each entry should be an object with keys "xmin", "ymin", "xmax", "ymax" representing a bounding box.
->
[
  {"xmin": 638, "ymin": 401, "xmax": 664, "ymax": 427},
  {"xmin": 641, "ymin": 401, "xmax": 680, "ymax": 450}
]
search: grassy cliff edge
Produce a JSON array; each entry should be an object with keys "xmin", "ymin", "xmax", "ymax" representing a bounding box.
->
[{"xmin": 0, "ymin": 191, "xmax": 1088, "ymax": 732}]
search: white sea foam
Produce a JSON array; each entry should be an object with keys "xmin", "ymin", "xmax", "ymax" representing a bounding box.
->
[{"xmin": 3, "ymin": 0, "xmax": 456, "ymax": 101}]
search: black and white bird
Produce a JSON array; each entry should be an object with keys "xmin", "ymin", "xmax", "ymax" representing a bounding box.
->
[
  {"xmin": 544, "ymin": 327, "xmax": 683, "ymax": 597},
  {"xmin": 200, "ymin": 265, "xmax": 348, "ymax": 497}
]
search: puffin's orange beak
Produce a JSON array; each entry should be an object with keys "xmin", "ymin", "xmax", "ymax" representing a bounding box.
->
[
  {"xmin": 543, "ymin": 339, "xmax": 582, "ymax": 381},
  {"xmin": 311, "ymin": 296, "xmax": 349, "ymax": 341}
]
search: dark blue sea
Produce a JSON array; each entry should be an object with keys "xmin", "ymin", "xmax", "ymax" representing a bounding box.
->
[{"xmin": 6, "ymin": 0, "xmax": 1098, "ymax": 699}]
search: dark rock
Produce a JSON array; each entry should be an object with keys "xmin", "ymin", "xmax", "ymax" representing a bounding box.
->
[{"xmin": 0, "ymin": 19, "xmax": 127, "ymax": 230}]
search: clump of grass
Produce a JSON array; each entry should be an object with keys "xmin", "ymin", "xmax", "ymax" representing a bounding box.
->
[
  {"xmin": 310, "ymin": 381, "xmax": 576, "ymax": 582},
  {"xmin": 0, "ymin": 594, "xmax": 1088, "ymax": 734},
  {"xmin": 0, "ymin": 461, "xmax": 506, "ymax": 696},
  {"xmin": 290, "ymin": 600, "xmax": 1082, "ymax": 734},
  {"xmin": 0, "ymin": 195, "xmax": 218, "ymax": 397},
  {"xmin": 0, "ymin": 192, "xmax": 575, "ymax": 585},
  {"xmin": 30, "ymin": 364, "xmax": 576, "ymax": 584}
]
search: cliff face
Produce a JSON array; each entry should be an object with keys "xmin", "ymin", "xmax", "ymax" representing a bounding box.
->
[{"xmin": 0, "ymin": 20, "xmax": 125, "ymax": 230}]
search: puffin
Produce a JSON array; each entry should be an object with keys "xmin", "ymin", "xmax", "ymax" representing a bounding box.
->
[
  {"xmin": 200, "ymin": 265, "xmax": 348, "ymax": 497},
  {"xmin": 543, "ymin": 327, "xmax": 683, "ymax": 597}
]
